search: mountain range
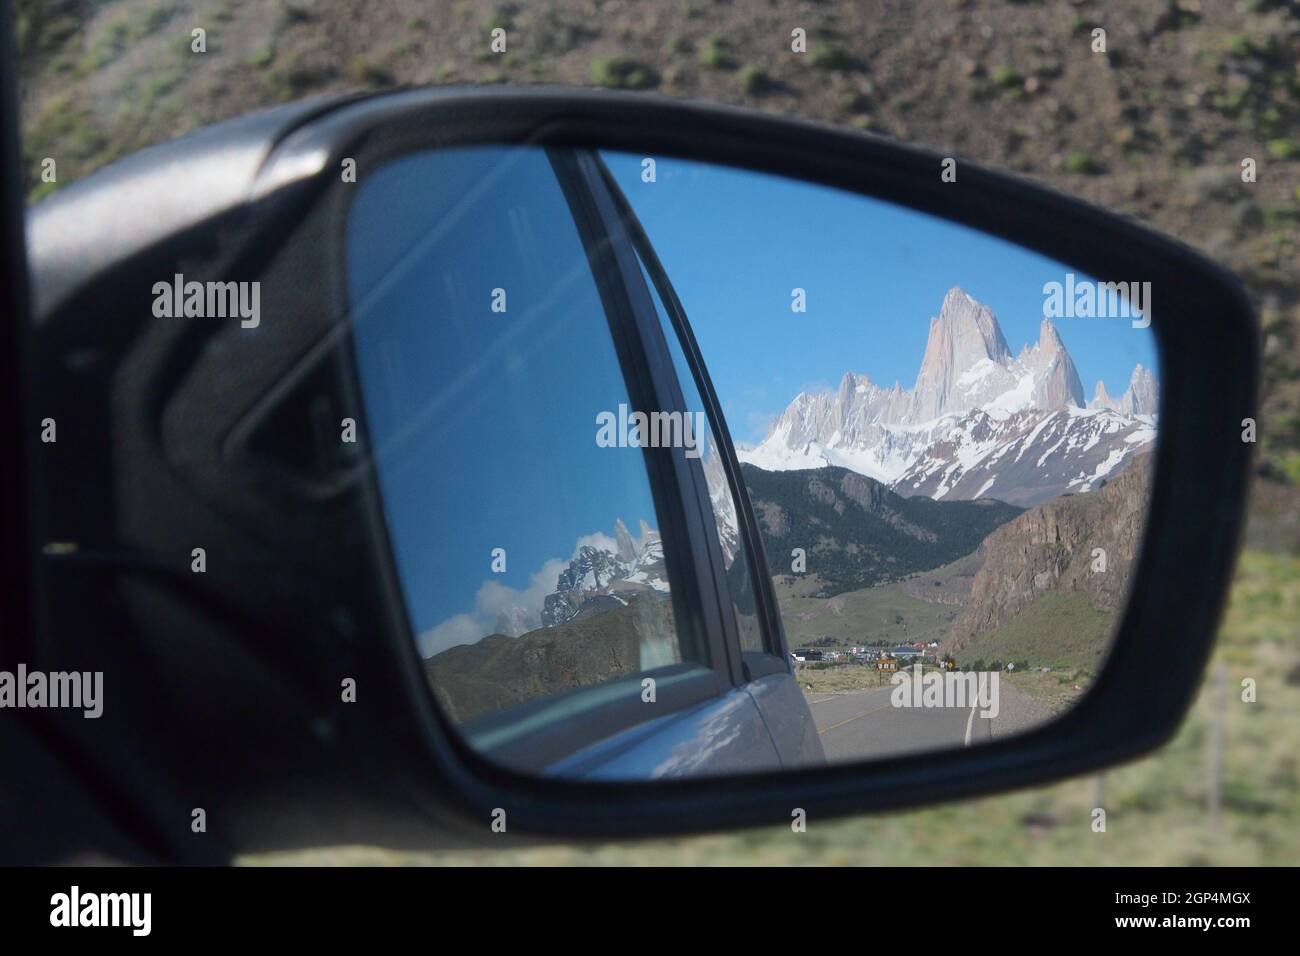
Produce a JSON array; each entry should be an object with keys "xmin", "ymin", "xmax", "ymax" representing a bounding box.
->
[
  {"xmin": 423, "ymin": 286, "xmax": 1157, "ymax": 691},
  {"xmin": 487, "ymin": 457, "xmax": 1027, "ymax": 647},
  {"xmin": 427, "ymin": 592, "xmax": 678, "ymax": 724},
  {"xmin": 739, "ymin": 287, "xmax": 1157, "ymax": 507},
  {"xmin": 483, "ymin": 518, "xmax": 669, "ymax": 639},
  {"xmin": 739, "ymin": 463, "xmax": 1023, "ymax": 596},
  {"xmin": 424, "ymin": 462, "xmax": 1028, "ymax": 714}
]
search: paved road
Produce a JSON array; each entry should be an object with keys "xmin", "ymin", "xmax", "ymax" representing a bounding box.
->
[{"xmin": 805, "ymin": 679, "xmax": 1052, "ymax": 763}]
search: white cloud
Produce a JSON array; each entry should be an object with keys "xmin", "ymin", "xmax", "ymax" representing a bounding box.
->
[
  {"xmin": 418, "ymin": 613, "xmax": 483, "ymax": 657},
  {"xmin": 571, "ymin": 531, "xmax": 616, "ymax": 557},
  {"xmin": 418, "ymin": 556, "xmax": 569, "ymax": 657}
]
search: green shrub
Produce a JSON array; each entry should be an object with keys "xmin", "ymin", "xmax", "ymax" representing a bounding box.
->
[
  {"xmin": 1267, "ymin": 139, "xmax": 1300, "ymax": 160},
  {"xmin": 590, "ymin": 56, "xmax": 659, "ymax": 90},
  {"xmin": 992, "ymin": 65, "xmax": 1024, "ymax": 90},
  {"xmin": 809, "ymin": 45, "xmax": 856, "ymax": 71},
  {"xmin": 700, "ymin": 36, "xmax": 736, "ymax": 70},
  {"xmin": 739, "ymin": 64, "xmax": 772, "ymax": 94},
  {"xmin": 347, "ymin": 56, "xmax": 394, "ymax": 88},
  {"xmin": 1065, "ymin": 152, "xmax": 1103, "ymax": 174}
]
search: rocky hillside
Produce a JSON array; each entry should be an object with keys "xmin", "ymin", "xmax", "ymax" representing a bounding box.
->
[
  {"xmin": 741, "ymin": 461, "xmax": 1023, "ymax": 595},
  {"xmin": 941, "ymin": 451, "xmax": 1153, "ymax": 660},
  {"xmin": 424, "ymin": 591, "xmax": 676, "ymax": 724}
]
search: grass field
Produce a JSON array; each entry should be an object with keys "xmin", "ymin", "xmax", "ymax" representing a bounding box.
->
[
  {"xmin": 1003, "ymin": 669, "xmax": 1089, "ymax": 716},
  {"xmin": 245, "ymin": 551, "xmax": 1300, "ymax": 866},
  {"xmin": 773, "ymin": 576, "xmax": 958, "ymax": 649},
  {"xmin": 953, "ymin": 591, "xmax": 1114, "ymax": 675},
  {"xmin": 796, "ymin": 662, "xmax": 900, "ymax": 694}
]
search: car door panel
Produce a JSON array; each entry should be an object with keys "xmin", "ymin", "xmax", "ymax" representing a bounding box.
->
[
  {"xmin": 545, "ymin": 686, "xmax": 781, "ymax": 780},
  {"xmin": 744, "ymin": 673, "xmax": 825, "ymax": 770}
]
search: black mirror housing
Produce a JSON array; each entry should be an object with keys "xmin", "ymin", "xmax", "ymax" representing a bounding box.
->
[{"xmin": 24, "ymin": 88, "xmax": 1257, "ymax": 854}]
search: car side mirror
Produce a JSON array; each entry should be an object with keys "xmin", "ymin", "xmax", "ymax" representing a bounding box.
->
[{"xmin": 24, "ymin": 88, "xmax": 1257, "ymax": 850}]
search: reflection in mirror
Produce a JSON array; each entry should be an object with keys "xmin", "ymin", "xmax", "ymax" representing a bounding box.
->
[
  {"xmin": 347, "ymin": 144, "xmax": 1158, "ymax": 779},
  {"xmin": 346, "ymin": 147, "xmax": 697, "ymax": 734}
]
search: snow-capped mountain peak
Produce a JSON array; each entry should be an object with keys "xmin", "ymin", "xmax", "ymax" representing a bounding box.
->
[
  {"xmin": 739, "ymin": 287, "xmax": 1157, "ymax": 507},
  {"xmin": 540, "ymin": 519, "xmax": 669, "ymax": 627},
  {"xmin": 1088, "ymin": 362, "xmax": 1159, "ymax": 417},
  {"xmin": 1092, "ymin": 379, "xmax": 1114, "ymax": 408},
  {"xmin": 912, "ymin": 287, "xmax": 1014, "ymax": 421}
]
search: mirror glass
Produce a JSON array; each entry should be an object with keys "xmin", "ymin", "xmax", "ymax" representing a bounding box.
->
[{"xmin": 347, "ymin": 145, "xmax": 1158, "ymax": 778}]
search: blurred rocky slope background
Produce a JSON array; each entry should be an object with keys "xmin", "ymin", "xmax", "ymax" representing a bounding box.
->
[
  {"xmin": 15, "ymin": 0, "xmax": 1300, "ymax": 865},
  {"xmin": 15, "ymin": 0, "xmax": 1300, "ymax": 536}
]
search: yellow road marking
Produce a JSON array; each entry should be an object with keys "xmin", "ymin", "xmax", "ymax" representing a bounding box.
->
[{"xmin": 818, "ymin": 702, "xmax": 893, "ymax": 735}]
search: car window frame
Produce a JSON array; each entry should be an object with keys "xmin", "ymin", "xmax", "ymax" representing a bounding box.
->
[
  {"xmin": 556, "ymin": 148, "xmax": 749, "ymax": 688},
  {"xmin": 590, "ymin": 154, "xmax": 793, "ymax": 682}
]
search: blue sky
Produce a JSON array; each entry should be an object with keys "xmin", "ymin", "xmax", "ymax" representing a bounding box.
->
[
  {"xmin": 348, "ymin": 146, "xmax": 660, "ymax": 644},
  {"xmin": 602, "ymin": 151, "xmax": 1159, "ymax": 444}
]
